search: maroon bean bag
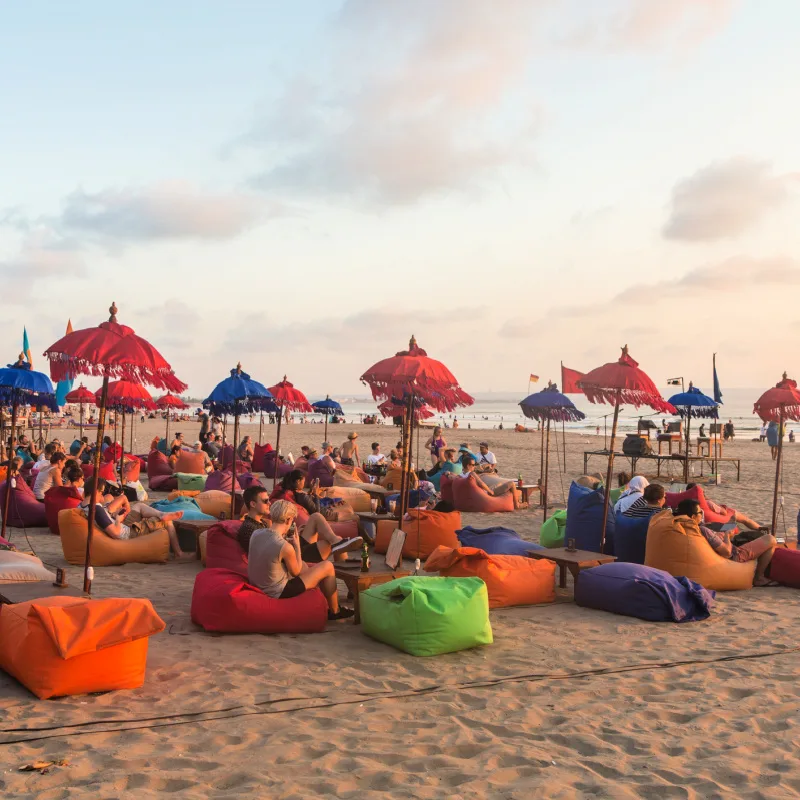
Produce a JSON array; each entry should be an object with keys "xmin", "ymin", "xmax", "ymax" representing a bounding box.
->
[
  {"xmin": 0, "ymin": 478, "xmax": 47, "ymax": 528},
  {"xmin": 238, "ymin": 473, "xmax": 264, "ymax": 491},
  {"xmin": 191, "ymin": 568, "xmax": 327, "ymax": 634},
  {"xmin": 205, "ymin": 521, "xmax": 248, "ymax": 574},
  {"xmin": 147, "ymin": 450, "xmax": 177, "ymax": 491},
  {"xmin": 306, "ymin": 457, "xmax": 334, "ymax": 488},
  {"xmin": 44, "ymin": 485, "xmax": 83, "ymax": 535},
  {"xmin": 221, "ymin": 446, "xmax": 251, "ymax": 474},
  {"xmin": 451, "ymin": 474, "xmax": 514, "ymax": 513},
  {"xmin": 440, "ymin": 472, "xmax": 455, "ymax": 504},
  {"xmin": 252, "ymin": 444, "xmax": 272, "ymax": 473},
  {"xmin": 205, "ymin": 470, "xmax": 241, "ymax": 493},
  {"xmin": 263, "ymin": 450, "xmax": 292, "ymax": 480}
]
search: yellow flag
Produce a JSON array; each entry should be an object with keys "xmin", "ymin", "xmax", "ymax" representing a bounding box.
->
[{"xmin": 529, "ymin": 374, "xmax": 539, "ymax": 383}]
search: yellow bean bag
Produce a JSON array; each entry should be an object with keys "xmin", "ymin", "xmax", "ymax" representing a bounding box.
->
[
  {"xmin": 644, "ymin": 510, "xmax": 755, "ymax": 591},
  {"xmin": 321, "ymin": 486, "xmax": 371, "ymax": 512},
  {"xmin": 194, "ymin": 490, "xmax": 231, "ymax": 519},
  {"xmin": 58, "ymin": 508, "xmax": 170, "ymax": 567},
  {"xmin": 380, "ymin": 467, "xmax": 418, "ymax": 491}
]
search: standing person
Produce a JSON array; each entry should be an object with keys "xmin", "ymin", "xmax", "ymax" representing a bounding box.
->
[
  {"xmin": 340, "ymin": 432, "xmax": 360, "ymax": 466},
  {"xmin": 198, "ymin": 411, "xmax": 211, "ymax": 443},
  {"xmin": 767, "ymin": 421, "xmax": 780, "ymax": 460},
  {"xmin": 211, "ymin": 416, "xmax": 223, "ymax": 439},
  {"xmin": 724, "ymin": 420, "xmax": 735, "ymax": 441},
  {"xmin": 248, "ymin": 500, "xmax": 355, "ymax": 620},
  {"xmin": 759, "ymin": 422, "xmax": 768, "ymax": 442},
  {"xmin": 424, "ymin": 426, "xmax": 447, "ymax": 467}
]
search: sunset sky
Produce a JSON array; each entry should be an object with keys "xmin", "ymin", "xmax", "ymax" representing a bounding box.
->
[{"xmin": 1, "ymin": 0, "xmax": 797, "ymax": 396}]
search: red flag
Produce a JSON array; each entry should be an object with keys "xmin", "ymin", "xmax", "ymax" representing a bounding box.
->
[{"xmin": 561, "ymin": 364, "xmax": 585, "ymax": 394}]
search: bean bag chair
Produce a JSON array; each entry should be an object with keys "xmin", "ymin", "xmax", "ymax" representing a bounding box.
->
[
  {"xmin": 205, "ymin": 521, "xmax": 247, "ymax": 574},
  {"xmin": 81, "ymin": 463, "xmax": 94, "ymax": 481},
  {"xmin": 0, "ymin": 477, "xmax": 47, "ymax": 528},
  {"xmin": 251, "ymin": 443, "xmax": 272, "ymax": 473},
  {"xmin": 451, "ymin": 475, "xmax": 514, "ymax": 513},
  {"xmin": 565, "ymin": 481, "xmax": 616, "ymax": 555},
  {"xmin": 360, "ymin": 577, "xmax": 493, "ymax": 656},
  {"xmin": 103, "ymin": 443, "xmax": 122, "ymax": 463},
  {"xmin": 0, "ymin": 466, "xmax": 7, "ymax": 483},
  {"xmin": 440, "ymin": 472, "xmax": 455, "ymax": 504},
  {"xmin": 176, "ymin": 472, "xmax": 208, "ymax": 492},
  {"xmin": 614, "ymin": 512, "xmax": 652, "ymax": 565},
  {"xmin": 237, "ymin": 472, "xmax": 264, "ymax": 491},
  {"xmin": 307, "ymin": 458, "xmax": 335, "ymax": 488},
  {"xmin": 44, "ymin": 485, "xmax": 83, "ymax": 535},
  {"xmin": 205, "ymin": 470, "xmax": 241, "ymax": 493},
  {"xmin": 767, "ymin": 547, "xmax": 800, "ymax": 588},
  {"xmin": 456, "ymin": 525, "xmax": 544, "ymax": 556},
  {"xmin": 168, "ymin": 489, "xmax": 201, "ymax": 499},
  {"xmin": 575, "ymin": 562, "xmax": 716, "ymax": 622},
  {"xmin": 191, "ymin": 568, "xmax": 327, "ymax": 635},
  {"xmin": 425, "ymin": 546, "xmax": 556, "ymax": 608},
  {"xmin": 644, "ymin": 510, "xmax": 755, "ymax": 591},
  {"xmin": 136, "ymin": 454, "xmax": 149, "ymax": 474},
  {"xmin": 664, "ymin": 485, "xmax": 735, "ymax": 526},
  {"xmin": 374, "ymin": 509, "xmax": 461, "ymax": 559},
  {"xmin": 150, "ymin": 497, "xmax": 215, "ymax": 522},
  {"xmin": 220, "ymin": 446, "xmax": 251, "ymax": 473},
  {"xmin": 124, "ymin": 458, "xmax": 142, "ymax": 483},
  {"xmin": 0, "ymin": 550, "xmax": 55, "ymax": 583},
  {"xmin": 321, "ymin": 486, "xmax": 371, "ymax": 512},
  {"xmin": 0, "ymin": 596, "xmax": 165, "ymax": 699},
  {"xmin": 58, "ymin": 508, "xmax": 170, "ymax": 567},
  {"xmin": 156, "ymin": 437, "xmax": 169, "ymax": 455},
  {"xmin": 380, "ymin": 467, "xmax": 417, "ymax": 491},
  {"xmin": 147, "ymin": 450, "xmax": 177, "ymax": 491},
  {"xmin": 539, "ymin": 510, "xmax": 567, "ymax": 548},
  {"xmin": 262, "ymin": 450, "xmax": 290, "ymax": 480},
  {"xmin": 195, "ymin": 490, "xmax": 233, "ymax": 519},
  {"xmin": 98, "ymin": 460, "xmax": 117, "ymax": 482},
  {"xmin": 337, "ymin": 464, "xmax": 370, "ymax": 483},
  {"xmin": 173, "ymin": 451, "xmax": 206, "ymax": 475},
  {"xmin": 293, "ymin": 457, "xmax": 309, "ymax": 474}
]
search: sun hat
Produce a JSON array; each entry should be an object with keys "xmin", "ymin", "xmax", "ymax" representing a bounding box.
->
[{"xmin": 348, "ymin": 432, "xmax": 358, "ymax": 439}]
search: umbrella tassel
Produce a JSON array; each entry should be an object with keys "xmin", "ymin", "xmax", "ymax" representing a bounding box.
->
[{"xmin": 85, "ymin": 376, "xmax": 109, "ymax": 594}]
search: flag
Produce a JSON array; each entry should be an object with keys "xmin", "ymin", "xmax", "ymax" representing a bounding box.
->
[
  {"xmin": 529, "ymin": 374, "xmax": 539, "ymax": 383},
  {"xmin": 22, "ymin": 326, "xmax": 32, "ymax": 367},
  {"xmin": 667, "ymin": 377, "xmax": 682, "ymax": 386},
  {"xmin": 713, "ymin": 353, "xmax": 723, "ymax": 404},
  {"xmin": 561, "ymin": 364, "xmax": 585, "ymax": 394},
  {"xmin": 55, "ymin": 320, "xmax": 75, "ymax": 407}
]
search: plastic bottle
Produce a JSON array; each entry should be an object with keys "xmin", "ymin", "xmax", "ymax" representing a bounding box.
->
[
  {"xmin": 414, "ymin": 558, "xmax": 421, "ymax": 575},
  {"xmin": 361, "ymin": 541, "xmax": 370, "ymax": 572}
]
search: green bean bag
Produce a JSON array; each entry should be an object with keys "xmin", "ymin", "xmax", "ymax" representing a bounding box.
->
[
  {"xmin": 176, "ymin": 472, "xmax": 208, "ymax": 492},
  {"xmin": 539, "ymin": 509, "xmax": 567, "ymax": 548},
  {"xmin": 609, "ymin": 486, "xmax": 624, "ymax": 505},
  {"xmin": 360, "ymin": 577, "xmax": 492, "ymax": 657}
]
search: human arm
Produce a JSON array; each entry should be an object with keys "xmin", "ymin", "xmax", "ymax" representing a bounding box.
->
[
  {"xmin": 52, "ymin": 466, "xmax": 63, "ymax": 487},
  {"xmin": 471, "ymin": 473, "xmax": 492, "ymax": 494},
  {"xmin": 281, "ymin": 532, "xmax": 303, "ymax": 577},
  {"xmin": 700, "ymin": 525, "xmax": 732, "ymax": 558}
]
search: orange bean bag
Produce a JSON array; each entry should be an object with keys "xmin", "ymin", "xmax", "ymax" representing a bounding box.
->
[
  {"xmin": 173, "ymin": 450, "xmax": 206, "ymax": 475},
  {"xmin": 194, "ymin": 490, "xmax": 232, "ymax": 518},
  {"xmin": 321, "ymin": 486, "xmax": 372, "ymax": 512},
  {"xmin": 58, "ymin": 508, "xmax": 170, "ymax": 567},
  {"xmin": 124, "ymin": 458, "xmax": 141, "ymax": 483},
  {"xmin": 375, "ymin": 509, "xmax": 462, "ymax": 559},
  {"xmin": 0, "ymin": 596, "xmax": 165, "ymax": 699},
  {"xmin": 451, "ymin": 474, "xmax": 515, "ymax": 513},
  {"xmin": 380, "ymin": 467, "xmax": 418, "ymax": 491},
  {"xmin": 424, "ymin": 546, "xmax": 556, "ymax": 608},
  {"xmin": 168, "ymin": 489, "xmax": 202, "ymax": 500},
  {"xmin": 644, "ymin": 509, "xmax": 755, "ymax": 591}
]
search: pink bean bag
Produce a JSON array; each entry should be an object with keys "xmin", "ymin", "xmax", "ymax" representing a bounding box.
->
[
  {"xmin": 0, "ymin": 478, "xmax": 47, "ymax": 528},
  {"xmin": 147, "ymin": 450, "xmax": 177, "ymax": 491},
  {"xmin": 205, "ymin": 521, "xmax": 247, "ymax": 574},
  {"xmin": 451, "ymin": 474, "xmax": 515, "ymax": 513},
  {"xmin": 44, "ymin": 485, "xmax": 83, "ymax": 535},
  {"xmin": 306, "ymin": 457, "xmax": 334, "ymax": 488},
  {"xmin": 440, "ymin": 472, "xmax": 455, "ymax": 504},
  {"xmin": 664, "ymin": 485, "xmax": 734, "ymax": 527},
  {"xmin": 205, "ymin": 470, "xmax": 241, "ymax": 493},
  {"xmin": 191, "ymin": 568, "xmax": 327, "ymax": 634}
]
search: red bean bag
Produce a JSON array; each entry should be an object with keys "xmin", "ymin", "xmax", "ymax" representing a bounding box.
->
[
  {"xmin": 451, "ymin": 474, "xmax": 515, "ymax": 513},
  {"xmin": 205, "ymin": 521, "xmax": 247, "ymax": 575},
  {"xmin": 173, "ymin": 451, "xmax": 205, "ymax": 475},
  {"xmin": 252, "ymin": 444, "xmax": 272, "ymax": 473},
  {"xmin": 440, "ymin": 472, "xmax": 455, "ymax": 504},
  {"xmin": 664, "ymin": 485, "xmax": 735, "ymax": 526},
  {"xmin": 221, "ymin": 446, "xmax": 251, "ymax": 474},
  {"xmin": 81, "ymin": 463, "xmax": 94, "ymax": 481},
  {"xmin": 147, "ymin": 450, "xmax": 177, "ymax": 491},
  {"xmin": 103, "ymin": 443, "xmax": 122, "ymax": 462},
  {"xmin": 424, "ymin": 546, "xmax": 556, "ymax": 608},
  {"xmin": 44, "ymin": 485, "xmax": 83, "ymax": 535},
  {"xmin": 0, "ymin": 478, "xmax": 47, "ymax": 528},
  {"xmin": 205, "ymin": 470, "xmax": 241, "ymax": 493},
  {"xmin": 191, "ymin": 568, "xmax": 327, "ymax": 634},
  {"xmin": 307, "ymin": 457, "xmax": 335, "ymax": 487},
  {"xmin": 375, "ymin": 509, "xmax": 462, "ymax": 559}
]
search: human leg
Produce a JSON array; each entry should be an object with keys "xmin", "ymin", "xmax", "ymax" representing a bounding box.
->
[
  {"xmin": 298, "ymin": 561, "xmax": 346, "ymax": 614},
  {"xmin": 130, "ymin": 502, "xmax": 184, "ymax": 523},
  {"xmin": 732, "ymin": 510, "xmax": 761, "ymax": 530},
  {"xmin": 734, "ymin": 534, "xmax": 777, "ymax": 584}
]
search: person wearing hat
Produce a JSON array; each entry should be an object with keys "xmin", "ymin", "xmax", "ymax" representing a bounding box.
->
[
  {"xmin": 475, "ymin": 442, "xmax": 497, "ymax": 474},
  {"xmin": 340, "ymin": 432, "xmax": 360, "ymax": 466}
]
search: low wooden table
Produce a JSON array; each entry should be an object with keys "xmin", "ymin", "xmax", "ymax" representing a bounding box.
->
[
  {"xmin": 527, "ymin": 547, "xmax": 616, "ymax": 589},
  {"xmin": 175, "ymin": 519, "xmax": 216, "ymax": 559},
  {"xmin": 518, "ymin": 484, "xmax": 540, "ymax": 505},
  {"xmin": 334, "ymin": 561, "xmax": 410, "ymax": 624},
  {"xmin": 0, "ymin": 582, "xmax": 90, "ymax": 604},
  {"xmin": 355, "ymin": 511, "xmax": 399, "ymax": 524}
]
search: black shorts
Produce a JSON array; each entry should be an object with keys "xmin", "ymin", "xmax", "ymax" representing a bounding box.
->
[
  {"xmin": 280, "ymin": 576, "xmax": 306, "ymax": 599},
  {"xmin": 301, "ymin": 539, "xmax": 323, "ymax": 563}
]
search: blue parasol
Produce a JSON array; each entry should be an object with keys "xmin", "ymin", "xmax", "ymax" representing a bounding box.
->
[
  {"xmin": 311, "ymin": 396, "xmax": 343, "ymax": 442},
  {"xmin": 666, "ymin": 382, "xmax": 719, "ymax": 482}
]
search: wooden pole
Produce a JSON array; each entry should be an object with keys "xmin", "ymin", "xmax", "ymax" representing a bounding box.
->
[
  {"xmin": 562, "ymin": 419, "xmax": 567, "ymax": 473},
  {"xmin": 120, "ymin": 409, "xmax": 126, "ymax": 486},
  {"xmin": 543, "ymin": 417, "xmax": 551, "ymax": 522},
  {"xmin": 258, "ymin": 412, "xmax": 263, "ymax": 446},
  {"xmin": 683, "ymin": 413, "xmax": 691, "ymax": 484},
  {"xmin": 600, "ymin": 390, "xmax": 621, "ymax": 553},
  {"xmin": 397, "ymin": 393, "xmax": 414, "ymax": 521},
  {"xmin": 539, "ymin": 421, "xmax": 545, "ymax": 504},
  {"xmin": 79, "ymin": 399, "xmax": 84, "ymax": 441},
  {"xmin": 1, "ymin": 401, "xmax": 18, "ymax": 541},
  {"xmin": 771, "ymin": 406, "xmax": 784, "ymax": 536},
  {"xmin": 273, "ymin": 403, "xmax": 284, "ymax": 483},
  {"xmin": 84, "ymin": 376, "xmax": 109, "ymax": 593},
  {"xmin": 165, "ymin": 410, "xmax": 170, "ymax": 446},
  {"xmin": 231, "ymin": 402, "xmax": 240, "ymax": 520}
]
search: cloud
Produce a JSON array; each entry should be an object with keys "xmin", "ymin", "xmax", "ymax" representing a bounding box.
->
[{"xmin": 663, "ymin": 158, "xmax": 797, "ymax": 241}]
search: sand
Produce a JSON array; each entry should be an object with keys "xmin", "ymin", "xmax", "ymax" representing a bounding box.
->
[{"xmin": 2, "ymin": 418, "xmax": 800, "ymax": 798}]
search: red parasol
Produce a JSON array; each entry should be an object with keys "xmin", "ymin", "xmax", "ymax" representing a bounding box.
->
[
  {"xmin": 65, "ymin": 383, "xmax": 96, "ymax": 439},
  {"xmin": 378, "ymin": 399, "xmax": 434, "ymax": 420},
  {"xmin": 578, "ymin": 346, "xmax": 676, "ymax": 551},
  {"xmin": 267, "ymin": 376, "xmax": 312, "ymax": 481},
  {"xmin": 44, "ymin": 303, "xmax": 186, "ymax": 593},
  {"xmin": 156, "ymin": 393, "xmax": 189, "ymax": 444},
  {"xmin": 754, "ymin": 373, "xmax": 800, "ymax": 535}
]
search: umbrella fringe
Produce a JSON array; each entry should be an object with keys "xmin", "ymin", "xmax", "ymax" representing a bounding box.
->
[
  {"xmin": 519, "ymin": 406, "xmax": 585, "ymax": 423},
  {"xmin": 365, "ymin": 382, "xmax": 474, "ymax": 413},
  {"xmin": 48, "ymin": 357, "xmax": 186, "ymax": 393},
  {"xmin": 582, "ymin": 387, "xmax": 676, "ymax": 414}
]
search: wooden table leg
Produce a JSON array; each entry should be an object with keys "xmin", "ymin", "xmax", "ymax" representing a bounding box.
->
[
  {"xmin": 353, "ymin": 582, "xmax": 362, "ymax": 624},
  {"xmin": 567, "ymin": 563, "xmax": 582, "ymax": 585},
  {"xmin": 559, "ymin": 563, "xmax": 567, "ymax": 589}
]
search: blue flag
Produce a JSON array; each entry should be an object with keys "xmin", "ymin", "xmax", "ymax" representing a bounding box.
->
[
  {"xmin": 54, "ymin": 320, "xmax": 74, "ymax": 406},
  {"xmin": 22, "ymin": 326, "xmax": 32, "ymax": 366},
  {"xmin": 713, "ymin": 354, "xmax": 723, "ymax": 404}
]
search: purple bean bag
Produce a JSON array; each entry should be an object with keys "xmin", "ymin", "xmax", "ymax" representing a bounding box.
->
[
  {"xmin": 613, "ymin": 512, "xmax": 652, "ymax": 565},
  {"xmin": 306, "ymin": 457, "xmax": 334, "ymax": 487},
  {"xmin": 575, "ymin": 562, "xmax": 715, "ymax": 622},
  {"xmin": 263, "ymin": 450, "xmax": 291, "ymax": 480},
  {"xmin": 456, "ymin": 526, "xmax": 544, "ymax": 557},
  {"xmin": 205, "ymin": 470, "xmax": 242, "ymax": 493},
  {"xmin": 238, "ymin": 472, "xmax": 264, "ymax": 491},
  {"xmin": 0, "ymin": 477, "xmax": 47, "ymax": 528}
]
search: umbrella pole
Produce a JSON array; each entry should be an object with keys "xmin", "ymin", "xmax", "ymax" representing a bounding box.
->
[
  {"xmin": 130, "ymin": 412, "xmax": 135, "ymax": 455},
  {"xmin": 562, "ymin": 420, "xmax": 567, "ymax": 473},
  {"xmin": 38, "ymin": 406, "xmax": 43, "ymax": 450},
  {"xmin": 398, "ymin": 394, "xmax": 413, "ymax": 521},
  {"xmin": 258, "ymin": 412, "xmax": 263, "ymax": 446},
  {"xmin": 231, "ymin": 404, "xmax": 240, "ymax": 520},
  {"xmin": 165, "ymin": 411, "xmax": 170, "ymax": 446},
  {"xmin": 120, "ymin": 411, "xmax": 126, "ymax": 486},
  {"xmin": 85, "ymin": 376, "xmax": 109, "ymax": 594},
  {"xmin": 539, "ymin": 422, "xmax": 545, "ymax": 506},
  {"xmin": 772, "ymin": 406, "xmax": 784, "ymax": 536},
  {"xmin": 600, "ymin": 390, "xmax": 621, "ymax": 553},
  {"xmin": 222, "ymin": 415, "xmax": 227, "ymax": 449},
  {"xmin": 683, "ymin": 415, "xmax": 691, "ymax": 484},
  {"xmin": 324, "ymin": 413, "xmax": 328, "ymax": 444},
  {"xmin": 543, "ymin": 418, "xmax": 551, "ymax": 522},
  {"xmin": 79, "ymin": 399, "xmax": 83, "ymax": 440},
  {"xmin": 273, "ymin": 404, "xmax": 284, "ymax": 485},
  {"xmin": 1, "ymin": 401, "xmax": 19, "ymax": 541}
]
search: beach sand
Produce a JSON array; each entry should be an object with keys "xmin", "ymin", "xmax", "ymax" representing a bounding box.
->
[{"xmin": 2, "ymin": 419, "xmax": 800, "ymax": 798}]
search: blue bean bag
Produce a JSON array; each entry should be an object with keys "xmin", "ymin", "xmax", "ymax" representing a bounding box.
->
[
  {"xmin": 150, "ymin": 497, "xmax": 215, "ymax": 522},
  {"xmin": 457, "ymin": 526, "xmax": 544, "ymax": 556},
  {"xmin": 565, "ymin": 482, "xmax": 616, "ymax": 555},
  {"xmin": 575, "ymin": 562, "xmax": 715, "ymax": 622},
  {"xmin": 614, "ymin": 512, "xmax": 652, "ymax": 565}
]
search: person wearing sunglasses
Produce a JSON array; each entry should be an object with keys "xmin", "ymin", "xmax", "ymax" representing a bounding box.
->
[{"xmin": 459, "ymin": 455, "xmax": 526, "ymax": 510}]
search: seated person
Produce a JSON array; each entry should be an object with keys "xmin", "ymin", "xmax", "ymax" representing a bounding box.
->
[
  {"xmin": 247, "ymin": 500, "xmax": 355, "ymax": 620},
  {"xmin": 366, "ymin": 442, "xmax": 386, "ymax": 466},
  {"xmin": 168, "ymin": 445, "xmax": 182, "ymax": 470},
  {"xmin": 475, "ymin": 442, "xmax": 497, "ymax": 474},
  {"xmin": 80, "ymin": 477, "xmax": 189, "ymax": 558},
  {"xmin": 429, "ymin": 447, "xmax": 462, "ymax": 490},
  {"xmin": 170, "ymin": 432, "xmax": 185, "ymax": 451},
  {"xmin": 622, "ymin": 483, "xmax": 665, "ymax": 517},
  {"xmin": 33, "ymin": 451, "xmax": 66, "ymax": 500},
  {"xmin": 459, "ymin": 455, "xmax": 526, "ymax": 510},
  {"xmin": 62, "ymin": 463, "xmax": 85, "ymax": 495},
  {"xmin": 203, "ymin": 434, "xmax": 221, "ymax": 460},
  {"xmin": 101, "ymin": 435, "xmax": 112, "ymax": 454},
  {"xmin": 614, "ymin": 476, "xmax": 649, "ymax": 515},
  {"xmin": 237, "ymin": 484, "xmax": 273, "ymax": 554},
  {"xmin": 192, "ymin": 441, "xmax": 214, "ymax": 473},
  {"xmin": 316, "ymin": 444, "xmax": 338, "ymax": 477},
  {"xmin": 675, "ymin": 498, "xmax": 776, "ymax": 586},
  {"xmin": 70, "ymin": 437, "xmax": 90, "ymax": 462},
  {"xmin": 458, "ymin": 443, "xmax": 478, "ymax": 463},
  {"xmin": 31, "ymin": 442, "xmax": 56, "ymax": 475},
  {"xmin": 15, "ymin": 435, "xmax": 39, "ymax": 464},
  {"xmin": 685, "ymin": 484, "xmax": 762, "ymax": 530},
  {"xmin": 237, "ymin": 435, "xmax": 254, "ymax": 464},
  {"xmin": 387, "ymin": 449, "xmax": 402, "ymax": 468}
]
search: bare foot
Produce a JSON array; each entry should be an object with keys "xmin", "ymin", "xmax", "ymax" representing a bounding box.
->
[
  {"xmin": 162, "ymin": 511, "xmax": 185, "ymax": 522},
  {"xmin": 173, "ymin": 551, "xmax": 193, "ymax": 560}
]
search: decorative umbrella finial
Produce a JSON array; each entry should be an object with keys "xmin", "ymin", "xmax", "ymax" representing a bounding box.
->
[
  {"xmin": 283, "ymin": 375, "xmax": 287, "ymax": 382},
  {"xmin": 409, "ymin": 335, "xmax": 417, "ymax": 349},
  {"xmin": 783, "ymin": 371, "xmax": 788, "ymax": 381},
  {"xmin": 109, "ymin": 302, "xmax": 118, "ymax": 323},
  {"xmin": 16, "ymin": 352, "xmax": 24, "ymax": 364},
  {"xmin": 621, "ymin": 344, "xmax": 629, "ymax": 359},
  {"xmin": 236, "ymin": 362, "xmax": 242, "ymax": 374}
]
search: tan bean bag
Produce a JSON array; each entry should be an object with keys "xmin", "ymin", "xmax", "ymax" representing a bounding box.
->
[
  {"xmin": 58, "ymin": 508, "xmax": 170, "ymax": 567},
  {"xmin": 321, "ymin": 486, "xmax": 372, "ymax": 512},
  {"xmin": 173, "ymin": 451, "xmax": 206, "ymax": 475},
  {"xmin": 194, "ymin": 490, "xmax": 232, "ymax": 519},
  {"xmin": 380, "ymin": 467, "xmax": 418, "ymax": 491},
  {"xmin": 644, "ymin": 509, "xmax": 755, "ymax": 591}
]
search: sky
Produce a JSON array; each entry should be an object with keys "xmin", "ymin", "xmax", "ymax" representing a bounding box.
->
[{"xmin": 1, "ymin": 0, "xmax": 798, "ymax": 399}]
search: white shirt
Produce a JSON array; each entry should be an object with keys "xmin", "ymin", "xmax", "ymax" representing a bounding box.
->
[
  {"xmin": 367, "ymin": 453, "xmax": 385, "ymax": 464},
  {"xmin": 33, "ymin": 464, "xmax": 59, "ymax": 500},
  {"xmin": 478, "ymin": 450, "xmax": 496, "ymax": 465}
]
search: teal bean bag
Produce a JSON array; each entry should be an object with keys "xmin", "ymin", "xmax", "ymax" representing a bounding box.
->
[
  {"xmin": 539, "ymin": 509, "xmax": 567, "ymax": 548},
  {"xmin": 150, "ymin": 497, "xmax": 215, "ymax": 522},
  {"xmin": 176, "ymin": 472, "xmax": 208, "ymax": 492},
  {"xmin": 360, "ymin": 577, "xmax": 492, "ymax": 657}
]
